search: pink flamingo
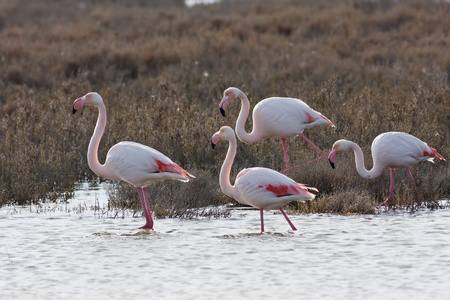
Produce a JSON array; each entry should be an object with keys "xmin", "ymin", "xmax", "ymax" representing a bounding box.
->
[
  {"xmin": 328, "ymin": 131, "xmax": 445, "ymax": 206},
  {"xmin": 72, "ymin": 92, "xmax": 195, "ymax": 230},
  {"xmin": 219, "ymin": 87, "xmax": 334, "ymax": 173},
  {"xmin": 211, "ymin": 126, "xmax": 317, "ymax": 232}
]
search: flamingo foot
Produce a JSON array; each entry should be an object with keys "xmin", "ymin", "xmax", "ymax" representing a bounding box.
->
[
  {"xmin": 306, "ymin": 152, "xmax": 324, "ymax": 164},
  {"xmin": 281, "ymin": 153, "xmax": 324, "ymax": 173},
  {"xmin": 280, "ymin": 165, "xmax": 300, "ymax": 174},
  {"xmin": 138, "ymin": 223, "xmax": 154, "ymax": 230},
  {"xmin": 379, "ymin": 197, "xmax": 393, "ymax": 207}
]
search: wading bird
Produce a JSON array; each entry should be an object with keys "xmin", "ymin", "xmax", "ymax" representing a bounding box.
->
[
  {"xmin": 328, "ymin": 131, "xmax": 445, "ymax": 206},
  {"xmin": 211, "ymin": 126, "xmax": 317, "ymax": 232},
  {"xmin": 72, "ymin": 92, "xmax": 195, "ymax": 230},
  {"xmin": 219, "ymin": 87, "xmax": 334, "ymax": 173}
]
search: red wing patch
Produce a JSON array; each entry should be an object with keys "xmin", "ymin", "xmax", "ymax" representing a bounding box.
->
[
  {"xmin": 263, "ymin": 183, "xmax": 318, "ymax": 197},
  {"xmin": 155, "ymin": 160, "xmax": 195, "ymax": 178},
  {"xmin": 265, "ymin": 184, "xmax": 299, "ymax": 197},
  {"xmin": 305, "ymin": 112, "xmax": 318, "ymax": 124}
]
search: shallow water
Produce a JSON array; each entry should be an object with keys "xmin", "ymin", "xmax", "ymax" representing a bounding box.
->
[{"xmin": 1, "ymin": 182, "xmax": 450, "ymax": 300}]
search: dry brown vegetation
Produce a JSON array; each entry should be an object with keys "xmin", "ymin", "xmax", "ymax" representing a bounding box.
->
[{"xmin": 0, "ymin": 0, "xmax": 448, "ymax": 215}]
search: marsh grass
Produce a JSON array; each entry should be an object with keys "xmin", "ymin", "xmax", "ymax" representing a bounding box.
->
[{"xmin": 0, "ymin": 0, "xmax": 448, "ymax": 216}]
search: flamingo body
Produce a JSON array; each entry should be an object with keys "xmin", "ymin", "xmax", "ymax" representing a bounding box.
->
[
  {"xmin": 328, "ymin": 131, "xmax": 445, "ymax": 205},
  {"xmin": 212, "ymin": 126, "xmax": 317, "ymax": 232},
  {"xmin": 369, "ymin": 132, "xmax": 443, "ymax": 169},
  {"xmin": 234, "ymin": 167, "xmax": 317, "ymax": 210},
  {"xmin": 73, "ymin": 92, "xmax": 194, "ymax": 230},
  {"xmin": 105, "ymin": 141, "xmax": 192, "ymax": 187},
  {"xmin": 219, "ymin": 87, "xmax": 334, "ymax": 172},
  {"xmin": 251, "ymin": 97, "xmax": 333, "ymax": 138}
]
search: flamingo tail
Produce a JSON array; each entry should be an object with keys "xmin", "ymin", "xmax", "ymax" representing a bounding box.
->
[
  {"xmin": 427, "ymin": 146, "xmax": 445, "ymax": 161},
  {"xmin": 156, "ymin": 160, "xmax": 196, "ymax": 179},
  {"xmin": 320, "ymin": 114, "xmax": 335, "ymax": 127}
]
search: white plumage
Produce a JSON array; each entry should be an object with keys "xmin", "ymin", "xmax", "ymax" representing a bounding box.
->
[
  {"xmin": 73, "ymin": 92, "xmax": 194, "ymax": 230},
  {"xmin": 328, "ymin": 131, "xmax": 445, "ymax": 205},
  {"xmin": 219, "ymin": 87, "xmax": 334, "ymax": 172},
  {"xmin": 234, "ymin": 167, "xmax": 315, "ymax": 210},
  {"xmin": 212, "ymin": 126, "xmax": 317, "ymax": 232}
]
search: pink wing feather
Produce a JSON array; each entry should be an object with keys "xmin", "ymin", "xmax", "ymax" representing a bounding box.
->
[
  {"xmin": 424, "ymin": 146, "xmax": 445, "ymax": 161},
  {"xmin": 155, "ymin": 159, "xmax": 195, "ymax": 179}
]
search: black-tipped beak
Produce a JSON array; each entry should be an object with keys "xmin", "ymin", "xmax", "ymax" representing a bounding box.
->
[
  {"xmin": 211, "ymin": 142, "xmax": 216, "ymax": 149},
  {"xmin": 72, "ymin": 107, "xmax": 77, "ymax": 114},
  {"xmin": 329, "ymin": 159, "xmax": 335, "ymax": 169},
  {"xmin": 220, "ymin": 107, "xmax": 225, "ymax": 117}
]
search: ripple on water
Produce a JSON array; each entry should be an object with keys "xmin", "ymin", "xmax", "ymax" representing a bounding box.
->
[{"xmin": 1, "ymin": 184, "xmax": 450, "ymax": 300}]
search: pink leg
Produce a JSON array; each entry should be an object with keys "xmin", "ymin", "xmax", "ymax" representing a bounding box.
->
[
  {"xmin": 405, "ymin": 167, "xmax": 420, "ymax": 197},
  {"xmin": 298, "ymin": 133, "xmax": 324, "ymax": 162},
  {"xmin": 279, "ymin": 208, "xmax": 297, "ymax": 231},
  {"xmin": 260, "ymin": 208, "xmax": 264, "ymax": 232},
  {"xmin": 280, "ymin": 138, "xmax": 291, "ymax": 174},
  {"xmin": 380, "ymin": 168, "xmax": 395, "ymax": 207},
  {"xmin": 137, "ymin": 187, "xmax": 154, "ymax": 230}
]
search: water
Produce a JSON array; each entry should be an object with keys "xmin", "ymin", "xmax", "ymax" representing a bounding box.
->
[
  {"xmin": 1, "ymin": 183, "xmax": 449, "ymax": 300},
  {"xmin": 185, "ymin": 0, "xmax": 219, "ymax": 6}
]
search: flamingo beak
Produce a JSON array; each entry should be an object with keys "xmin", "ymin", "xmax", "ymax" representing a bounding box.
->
[
  {"xmin": 211, "ymin": 131, "xmax": 221, "ymax": 149},
  {"xmin": 72, "ymin": 96, "xmax": 86, "ymax": 114},
  {"xmin": 219, "ymin": 94, "xmax": 230, "ymax": 117},
  {"xmin": 328, "ymin": 150, "xmax": 337, "ymax": 169},
  {"xmin": 329, "ymin": 159, "xmax": 335, "ymax": 169}
]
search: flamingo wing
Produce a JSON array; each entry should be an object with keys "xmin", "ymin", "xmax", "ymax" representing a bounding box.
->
[
  {"xmin": 105, "ymin": 141, "xmax": 194, "ymax": 187},
  {"xmin": 235, "ymin": 167, "xmax": 317, "ymax": 209}
]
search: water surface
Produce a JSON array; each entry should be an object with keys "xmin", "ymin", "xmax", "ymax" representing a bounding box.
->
[{"xmin": 1, "ymin": 182, "xmax": 449, "ymax": 300}]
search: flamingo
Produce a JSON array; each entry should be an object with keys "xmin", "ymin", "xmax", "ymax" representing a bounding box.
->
[
  {"xmin": 219, "ymin": 87, "xmax": 335, "ymax": 173},
  {"xmin": 328, "ymin": 131, "xmax": 445, "ymax": 206},
  {"xmin": 72, "ymin": 92, "xmax": 195, "ymax": 230},
  {"xmin": 211, "ymin": 126, "xmax": 318, "ymax": 232}
]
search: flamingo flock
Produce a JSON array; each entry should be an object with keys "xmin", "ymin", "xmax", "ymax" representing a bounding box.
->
[{"xmin": 73, "ymin": 88, "xmax": 446, "ymax": 232}]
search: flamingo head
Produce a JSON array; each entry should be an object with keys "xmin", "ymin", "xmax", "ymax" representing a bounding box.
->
[
  {"xmin": 72, "ymin": 92, "xmax": 103, "ymax": 114},
  {"xmin": 328, "ymin": 140, "xmax": 352, "ymax": 169},
  {"xmin": 219, "ymin": 87, "xmax": 241, "ymax": 117},
  {"xmin": 211, "ymin": 126, "xmax": 236, "ymax": 149}
]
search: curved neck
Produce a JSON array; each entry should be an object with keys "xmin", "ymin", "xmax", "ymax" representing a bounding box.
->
[
  {"xmin": 87, "ymin": 101, "xmax": 109, "ymax": 178},
  {"xmin": 235, "ymin": 92, "xmax": 259, "ymax": 143},
  {"xmin": 219, "ymin": 135, "xmax": 238, "ymax": 199},
  {"xmin": 348, "ymin": 141, "xmax": 383, "ymax": 179}
]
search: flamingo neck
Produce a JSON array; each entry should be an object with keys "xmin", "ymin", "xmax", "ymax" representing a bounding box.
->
[
  {"xmin": 219, "ymin": 135, "xmax": 238, "ymax": 200},
  {"xmin": 87, "ymin": 101, "xmax": 109, "ymax": 178},
  {"xmin": 235, "ymin": 92, "xmax": 260, "ymax": 144},
  {"xmin": 348, "ymin": 141, "xmax": 384, "ymax": 179}
]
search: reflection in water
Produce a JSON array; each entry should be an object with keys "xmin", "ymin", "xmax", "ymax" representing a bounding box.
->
[
  {"xmin": 185, "ymin": 0, "xmax": 220, "ymax": 7},
  {"xmin": 1, "ymin": 182, "xmax": 449, "ymax": 300}
]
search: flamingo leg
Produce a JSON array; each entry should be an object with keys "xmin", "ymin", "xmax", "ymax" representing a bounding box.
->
[
  {"xmin": 380, "ymin": 168, "xmax": 395, "ymax": 207},
  {"xmin": 298, "ymin": 133, "xmax": 324, "ymax": 162},
  {"xmin": 137, "ymin": 187, "xmax": 154, "ymax": 230},
  {"xmin": 406, "ymin": 167, "xmax": 420, "ymax": 198},
  {"xmin": 279, "ymin": 208, "xmax": 297, "ymax": 231},
  {"xmin": 280, "ymin": 139, "xmax": 302, "ymax": 173},
  {"xmin": 280, "ymin": 138, "xmax": 291, "ymax": 174},
  {"xmin": 260, "ymin": 208, "xmax": 265, "ymax": 232}
]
